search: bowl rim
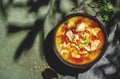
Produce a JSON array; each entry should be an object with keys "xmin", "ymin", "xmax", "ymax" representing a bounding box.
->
[{"xmin": 53, "ymin": 13, "xmax": 108, "ymax": 68}]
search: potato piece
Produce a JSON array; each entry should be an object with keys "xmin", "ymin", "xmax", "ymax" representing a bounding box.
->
[
  {"xmin": 76, "ymin": 22, "xmax": 85, "ymax": 31},
  {"xmin": 66, "ymin": 30, "xmax": 74, "ymax": 41},
  {"xmin": 91, "ymin": 40, "xmax": 100, "ymax": 51}
]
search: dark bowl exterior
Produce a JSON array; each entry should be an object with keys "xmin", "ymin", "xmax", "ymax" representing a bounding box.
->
[
  {"xmin": 44, "ymin": 13, "xmax": 108, "ymax": 76},
  {"xmin": 53, "ymin": 13, "xmax": 108, "ymax": 68}
]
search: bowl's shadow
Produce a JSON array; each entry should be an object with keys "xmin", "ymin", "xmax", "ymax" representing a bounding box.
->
[{"xmin": 43, "ymin": 28, "xmax": 91, "ymax": 77}]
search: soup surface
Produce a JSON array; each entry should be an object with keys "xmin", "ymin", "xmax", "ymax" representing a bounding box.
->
[{"xmin": 54, "ymin": 16, "xmax": 104, "ymax": 65}]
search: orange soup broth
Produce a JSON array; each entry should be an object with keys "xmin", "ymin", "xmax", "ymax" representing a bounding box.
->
[{"xmin": 55, "ymin": 16, "xmax": 104, "ymax": 65}]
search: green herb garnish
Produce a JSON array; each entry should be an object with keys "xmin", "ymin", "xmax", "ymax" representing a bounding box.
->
[{"xmin": 88, "ymin": 0, "xmax": 114, "ymax": 23}]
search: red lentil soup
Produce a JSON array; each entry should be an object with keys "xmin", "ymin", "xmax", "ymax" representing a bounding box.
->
[{"xmin": 54, "ymin": 16, "xmax": 104, "ymax": 65}]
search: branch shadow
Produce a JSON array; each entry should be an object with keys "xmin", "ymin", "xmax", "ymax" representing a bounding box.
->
[
  {"xmin": 4, "ymin": 0, "xmax": 52, "ymax": 62},
  {"xmin": 0, "ymin": 0, "xmax": 14, "ymax": 19},
  {"xmin": 7, "ymin": 25, "xmax": 32, "ymax": 34},
  {"xmin": 27, "ymin": 0, "xmax": 50, "ymax": 12},
  {"xmin": 0, "ymin": 0, "xmax": 7, "ymax": 18},
  {"xmin": 7, "ymin": 19, "xmax": 44, "ymax": 62}
]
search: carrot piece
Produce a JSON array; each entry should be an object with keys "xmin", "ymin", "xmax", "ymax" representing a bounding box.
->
[
  {"xmin": 73, "ymin": 31, "xmax": 78, "ymax": 34},
  {"xmin": 84, "ymin": 29, "xmax": 90, "ymax": 34},
  {"xmin": 76, "ymin": 39, "xmax": 80, "ymax": 44},
  {"xmin": 90, "ymin": 21, "xmax": 97, "ymax": 27},
  {"xmin": 91, "ymin": 35, "xmax": 97, "ymax": 41},
  {"xmin": 80, "ymin": 48, "xmax": 85, "ymax": 52},
  {"xmin": 62, "ymin": 26, "xmax": 67, "ymax": 32},
  {"xmin": 64, "ymin": 38, "xmax": 69, "ymax": 44},
  {"xmin": 76, "ymin": 19, "xmax": 82, "ymax": 24},
  {"xmin": 69, "ymin": 52, "xmax": 83, "ymax": 63},
  {"xmin": 98, "ymin": 32, "xmax": 103, "ymax": 41},
  {"xmin": 57, "ymin": 34, "xmax": 66, "ymax": 39},
  {"xmin": 72, "ymin": 58, "xmax": 83, "ymax": 63}
]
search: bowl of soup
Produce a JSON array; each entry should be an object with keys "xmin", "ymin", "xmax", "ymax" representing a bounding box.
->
[{"xmin": 53, "ymin": 13, "xmax": 107, "ymax": 68}]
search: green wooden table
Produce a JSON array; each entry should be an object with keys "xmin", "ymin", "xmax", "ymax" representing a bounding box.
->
[{"xmin": 0, "ymin": 0, "xmax": 116, "ymax": 79}]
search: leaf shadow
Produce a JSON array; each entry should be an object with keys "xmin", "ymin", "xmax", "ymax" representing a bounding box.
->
[
  {"xmin": 27, "ymin": 0, "xmax": 50, "ymax": 12},
  {"xmin": 0, "ymin": 0, "xmax": 7, "ymax": 18},
  {"xmin": 0, "ymin": 0, "xmax": 14, "ymax": 19},
  {"xmin": 7, "ymin": 19, "xmax": 44, "ymax": 62}
]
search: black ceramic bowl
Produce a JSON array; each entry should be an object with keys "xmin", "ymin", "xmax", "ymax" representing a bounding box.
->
[{"xmin": 44, "ymin": 13, "xmax": 108, "ymax": 76}]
